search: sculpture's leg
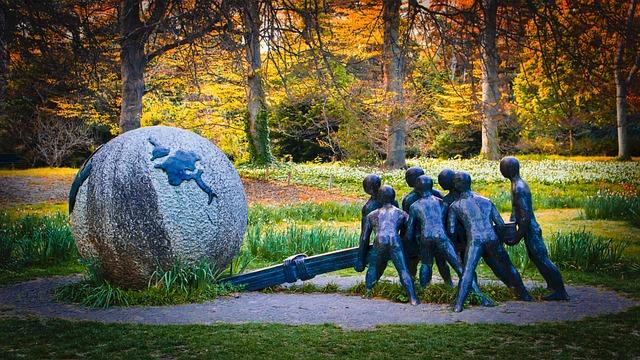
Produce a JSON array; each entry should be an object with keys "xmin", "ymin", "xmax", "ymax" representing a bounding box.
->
[
  {"xmin": 434, "ymin": 253, "xmax": 453, "ymax": 287},
  {"xmin": 365, "ymin": 248, "xmax": 389, "ymax": 293},
  {"xmin": 407, "ymin": 256, "xmax": 420, "ymax": 279},
  {"xmin": 485, "ymin": 242, "xmax": 532, "ymax": 301},
  {"xmin": 439, "ymin": 240, "xmax": 495, "ymax": 307},
  {"xmin": 453, "ymin": 242, "xmax": 483, "ymax": 312},
  {"xmin": 418, "ymin": 239, "xmax": 435, "ymax": 288},
  {"xmin": 525, "ymin": 229, "xmax": 569, "ymax": 301},
  {"xmin": 481, "ymin": 247, "xmax": 514, "ymax": 288},
  {"xmin": 391, "ymin": 246, "xmax": 420, "ymax": 305}
]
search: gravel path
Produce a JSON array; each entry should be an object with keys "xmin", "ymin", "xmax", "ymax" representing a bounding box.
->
[
  {"xmin": 0, "ymin": 275, "xmax": 636, "ymax": 330},
  {"xmin": 0, "ymin": 175, "xmax": 358, "ymax": 208}
]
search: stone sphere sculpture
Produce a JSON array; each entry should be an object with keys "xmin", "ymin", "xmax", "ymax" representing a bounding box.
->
[{"xmin": 69, "ymin": 126, "xmax": 248, "ymax": 288}]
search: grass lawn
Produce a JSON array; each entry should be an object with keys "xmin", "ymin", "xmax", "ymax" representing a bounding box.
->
[
  {"xmin": 0, "ymin": 304, "xmax": 638, "ymax": 359},
  {"xmin": 2, "ymin": 160, "xmax": 639, "ymax": 358}
]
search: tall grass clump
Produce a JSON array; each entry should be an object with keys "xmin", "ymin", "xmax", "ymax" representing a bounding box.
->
[
  {"xmin": 245, "ymin": 224, "xmax": 358, "ymax": 262},
  {"xmin": 0, "ymin": 212, "xmax": 76, "ymax": 269},
  {"xmin": 56, "ymin": 260, "xmax": 238, "ymax": 308},
  {"xmin": 583, "ymin": 191, "xmax": 640, "ymax": 225},
  {"xmin": 549, "ymin": 230, "xmax": 628, "ymax": 273},
  {"xmin": 249, "ymin": 202, "xmax": 360, "ymax": 225}
]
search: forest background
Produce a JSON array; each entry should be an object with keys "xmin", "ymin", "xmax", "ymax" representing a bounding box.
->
[{"xmin": 1, "ymin": 0, "xmax": 639, "ymax": 168}]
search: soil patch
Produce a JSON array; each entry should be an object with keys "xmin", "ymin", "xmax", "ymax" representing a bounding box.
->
[{"xmin": 0, "ymin": 175, "xmax": 359, "ymax": 208}]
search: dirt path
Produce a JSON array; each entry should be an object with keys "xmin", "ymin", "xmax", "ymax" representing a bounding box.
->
[
  {"xmin": 0, "ymin": 175, "xmax": 358, "ymax": 208},
  {"xmin": 0, "ymin": 275, "xmax": 636, "ymax": 330}
]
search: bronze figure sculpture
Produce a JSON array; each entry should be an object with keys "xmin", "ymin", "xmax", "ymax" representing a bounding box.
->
[
  {"xmin": 402, "ymin": 167, "xmax": 452, "ymax": 286},
  {"xmin": 448, "ymin": 172, "xmax": 532, "ymax": 312},
  {"xmin": 500, "ymin": 156, "xmax": 569, "ymax": 301},
  {"xmin": 356, "ymin": 185, "xmax": 420, "ymax": 305},
  {"xmin": 406, "ymin": 175, "xmax": 495, "ymax": 306}
]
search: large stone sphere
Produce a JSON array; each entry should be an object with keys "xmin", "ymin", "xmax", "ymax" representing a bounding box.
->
[{"xmin": 70, "ymin": 126, "xmax": 247, "ymax": 288}]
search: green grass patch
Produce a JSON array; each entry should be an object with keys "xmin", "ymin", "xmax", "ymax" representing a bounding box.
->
[
  {"xmin": 583, "ymin": 191, "xmax": 640, "ymax": 226},
  {"xmin": 244, "ymin": 224, "xmax": 358, "ymax": 262},
  {"xmin": 249, "ymin": 202, "xmax": 360, "ymax": 225},
  {"xmin": 0, "ymin": 212, "xmax": 76, "ymax": 270},
  {"xmin": 55, "ymin": 260, "xmax": 239, "ymax": 308},
  {"xmin": 2, "ymin": 306, "xmax": 639, "ymax": 359},
  {"xmin": 346, "ymin": 281, "xmax": 547, "ymax": 305}
]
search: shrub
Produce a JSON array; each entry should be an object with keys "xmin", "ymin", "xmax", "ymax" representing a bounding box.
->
[
  {"xmin": 583, "ymin": 191, "xmax": 640, "ymax": 224},
  {"xmin": 0, "ymin": 212, "xmax": 76, "ymax": 269},
  {"xmin": 549, "ymin": 230, "xmax": 628, "ymax": 273},
  {"xmin": 56, "ymin": 260, "xmax": 238, "ymax": 308}
]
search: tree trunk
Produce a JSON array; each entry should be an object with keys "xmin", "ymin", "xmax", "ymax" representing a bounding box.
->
[
  {"xmin": 479, "ymin": 0, "xmax": 501, "ymax": 160},
  {"xmin": 383, "ymin": 0, "xmax": 406, "ymax": 169},
  {"xmin": 242, "ymin": 0, "xmax": 273, "ymax": 165},
  {"xmin": 613, "ymin": 0, "xmax": 637, "ymax": 160},
  {"xmin": 119, "ymin": 0, "xmax": 146, "ymax": 133},
  {"xmin": 0, "ymin": 4, "xmax": 8, "ymax": 103}
]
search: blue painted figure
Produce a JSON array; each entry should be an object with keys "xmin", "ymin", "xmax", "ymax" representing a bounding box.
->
[
  {"xmin": 500, "ymin": 156, "xmax": 569, "ymax": 301},
  {"xmin": 402, "ymin": 167, "xmax": 452, "ymax": 286},
  {"xmin": 149, "ymin": 139, "xmax": 217, "ymax": 204},
  {"xmin": 438, "ymin": 169, "xmax": 464, "ymax": 259},
  {"xmin": 448, "ymin": 172, "xmax": 532, "ymax": 312},
  {"xmin": 357, "ymin": 174, "xmax": 398, "ymax": 271},
  {"xmin": 356, "ymin": 185, "xmax": 419, "ymax": 305}
]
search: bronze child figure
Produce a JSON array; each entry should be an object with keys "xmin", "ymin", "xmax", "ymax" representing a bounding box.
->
[
  {"xmin": 356, "ymin": 185, "xmax": 420, "ymax": 306},
  {"xmin": 406, "ymin": 176, "xmax": 495, "ymax": 306},
  {"xmin": 402, "ymin": 167, "xmax": 452, "ymax": 286},
  {"xmin": 500, "ymin": 156, "xmax": 569, "ymax": 301},
  {"xmin": 448, "ymin": 172, "xmax": 532, "ymax": 312}
]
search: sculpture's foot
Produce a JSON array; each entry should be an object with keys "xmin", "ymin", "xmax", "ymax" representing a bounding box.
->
[
  {"xmin": 543, "ymin": 290, "xmax": 570, "ymax": 301},
  {"xmin": 480, "ymin": 295, "xmax": 497, "ymax": 307},
  {"xmin": 409, "ymin": 298, "xmax": 420, "ymax": 306},
  {"xmin": 420, "ymin": 280, "xmax": 430, "ymax": 289},
  {"xmin": 453, "ymin": 304, "xmax": 463, "ymax": 313},
  {"xmin": 363, "ymin": 289, "xmax": 374, "ymax": 299},
  {"xmin": 519, "ymin": 292, "xmax": 533, "ymax": 302}
]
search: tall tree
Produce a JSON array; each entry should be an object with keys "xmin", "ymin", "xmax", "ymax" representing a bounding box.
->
[
  {"xmin": 383, "ymin": 0, "xmax": 407, "ymax": 168},
  {"xmin": 478, "ymin": 0, "xmax": 501, "ymax": 160},
  {"xmin": 529, "ymin": 0, "xmax": 639, "ymax": 159},
  {"xmin": 0, "ymin": 3, "xmax": 9, "ymax": 103},
  {"xmin": 613, "ymin": 0, "xmax": 639, "ymax": 159},
  {"xmin": 241, "ymin": 0, "xmax": 273, "ymax": 164},
  {"xmin": 117, "ymin": 0, "xmax": 227, "ymax": 133}
]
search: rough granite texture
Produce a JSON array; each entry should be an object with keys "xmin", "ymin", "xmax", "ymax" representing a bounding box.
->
[
  {"xmin": 71, "ymin": 126, "xmax": 247, "ymax": 288},
  {"xmin": 0, "ymin": 275, "xmax": 637, "ymax": 330}
]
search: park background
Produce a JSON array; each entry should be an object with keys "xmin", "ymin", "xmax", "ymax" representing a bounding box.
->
[{"xmin": 1, "ymin": 1, "xmax": 640, "ymax": 359}]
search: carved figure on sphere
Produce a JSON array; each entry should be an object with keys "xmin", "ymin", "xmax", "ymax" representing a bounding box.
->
[
  {"xmin": 402, "ymin": 167, "xmax": 452, "ymax": 286},
  {"xmin": 448, "ymin": 172, "xmax": 532, "ymax": 312},
  {"xmin": 500, "ymin": 156, "xmax": 569, "ymax": 301},
  {"xmin": 356, "ymin": 185, "xmax": 419, "ymax": 305}
]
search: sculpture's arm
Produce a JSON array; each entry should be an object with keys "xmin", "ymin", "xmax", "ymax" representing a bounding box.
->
[
  {"xmin": 398, "ymin": 210, "xmax": 409, "ymax": 239},
  {"xmin": 510, "ymin": 200, "xmax": 516, "ymax": 222},
  {"xmin": 432, "ymin": 189, "xmax": 444, "ymax": 199},
  {"xmin": 356, "ymin": 216, "xmax": 373, "ymax": 272},
  {"xmin": 405, "ymin": 207, "xmax": 417, "ymax": 245},
  {"xmin": 447, "ymin": 206, "xmax": 458, "ymax": 236},
  {"xmin": 401, "ymin": 196, "xmax": 409, "ymax": 212},
  {"xmin": 514, "ymin": 194, "xmax": 533, "ymax": 241},
  {"xmin": 491, "ymin": 203, "xmax": 505, "ymax": 226}
]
